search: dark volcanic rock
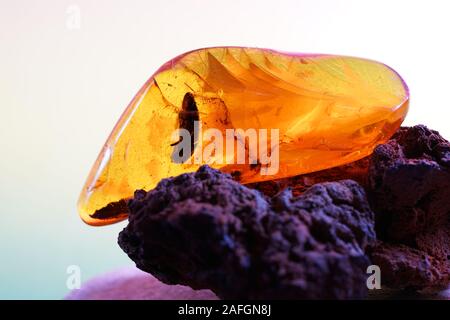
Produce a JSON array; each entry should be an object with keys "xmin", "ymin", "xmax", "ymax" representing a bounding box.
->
[
  {"xmin": 370, "ymin": 242, "xmax": 447, "ymax": 289},
  {"xmin": 369, "ymin": 125, "xmax": 450, "ymax": 243},
  {"xmin": 368, "ymin": 125, "xmax": 450, "ymax": 288},
  {"xmin": 118, "ymin": 165, "xmax": 376, "ymax": 299}
]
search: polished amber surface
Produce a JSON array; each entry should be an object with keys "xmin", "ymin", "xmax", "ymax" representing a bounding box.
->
[{"xmin": 78, "ymin": 47, "xmax": 409, "ymax": 226}]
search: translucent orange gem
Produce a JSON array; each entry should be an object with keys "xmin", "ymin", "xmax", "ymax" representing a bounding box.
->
[{"xmin": 78, "ymin": 47, "xmax": 409, "ymax": 226}]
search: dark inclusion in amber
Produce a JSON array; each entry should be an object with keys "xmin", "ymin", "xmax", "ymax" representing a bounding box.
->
[{"xmin": 78, "ymin": 47, "xmax": 409, "ymax": 226}]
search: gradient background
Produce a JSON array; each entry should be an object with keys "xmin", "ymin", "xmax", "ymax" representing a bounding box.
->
[{"xmin": 1, "ymin": 0, "xmax": 450, "ymax": 299}]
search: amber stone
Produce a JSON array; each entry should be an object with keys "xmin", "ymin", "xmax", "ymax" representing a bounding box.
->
[{"xmin": 78, "ymin": 47, "xmax": 409, "ymax": 226}]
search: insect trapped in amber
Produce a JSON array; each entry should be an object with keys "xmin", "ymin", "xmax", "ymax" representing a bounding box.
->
[{"xmin": 78, "ymin": 47, "xmax": 409, "ymax": 226}]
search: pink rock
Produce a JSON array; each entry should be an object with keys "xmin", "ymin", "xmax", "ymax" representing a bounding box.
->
[{"xmin": 65, "ymin": 267, "xmax": 218, "ymax": 300}]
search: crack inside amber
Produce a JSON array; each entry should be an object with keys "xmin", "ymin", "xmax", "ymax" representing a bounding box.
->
[{"xmin": 78, "ymin": 47, "xmax": 409, "ymax": 226}]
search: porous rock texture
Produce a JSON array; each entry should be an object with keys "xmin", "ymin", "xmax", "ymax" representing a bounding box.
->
[
  {"xmin": 119, "ymin": 165, "xmax": 376, "ymax": 299},
  {"xmin": 368, "ymin": 125, "xmax": 450, "ymax": 289}
]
